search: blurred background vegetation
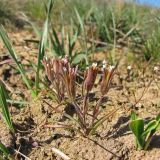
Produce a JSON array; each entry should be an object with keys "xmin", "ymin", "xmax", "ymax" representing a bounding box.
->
[{"xmin": 1, "ymin": 0, "xmax": 160, "ymax": 61}]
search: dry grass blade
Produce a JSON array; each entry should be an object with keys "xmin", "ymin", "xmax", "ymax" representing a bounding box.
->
[{"xmin": 14, "ymin": 149, "xmax": 31, "ymax": 160}]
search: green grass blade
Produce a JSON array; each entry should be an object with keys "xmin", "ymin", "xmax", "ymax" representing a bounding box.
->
[
  {"xmin": 68, "ymin": 28, "xmax": 79, "ymax": 59},
  {"xmin": 90, "ymin": 108, "xmax": 119, "ymax": 135},
  {"xmin": 74, "ymin": 8, "xmax": 89, "ymax": 64},
  {"xmin": 0, "ymin": 25, "xmax": 34, "ymax": 95},
  {"xmin": 35, "ymin": 0, "xmax": 54, "ymax": 95},
  {"xmin": 0, "ymin": 81, "xmax": 14, "ymax": 133},
  {"xmin": 6, "ymin": 99, "xmax": 29, "ymax": 109},
  {"xmin": 29, "ymin": 21, "xmax": 41, "ymax": 39},
  {"xmin": 74, "ymin": 8, "xmax": 84, "ymax": 32},
  {"xmin": 50, "ymin": 27, "xmax": 65, "ymax": 57},
  {"xmin": 35, "ymin": 19, "xmax": 49, "ymax": 94},
  {"xmin": 143, "ymin": 120, "xmax": 157, "ymax": 137},
  {"xmin": 0, "ymin": 141, "xmax": 10, "ymax": 158}
]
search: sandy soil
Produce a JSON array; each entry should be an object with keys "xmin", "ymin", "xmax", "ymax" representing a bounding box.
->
[{"xmin": 0, "ymin": 29, "xmax": 160, "ymax": 160}]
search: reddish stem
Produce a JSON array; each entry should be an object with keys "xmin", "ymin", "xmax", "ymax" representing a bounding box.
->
[{"xmin": 92, "ymin": 95, "xmax": 104, "ymax": 125}]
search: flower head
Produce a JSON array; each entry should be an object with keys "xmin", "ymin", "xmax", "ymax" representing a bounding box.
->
[
  {"xmin": 103, "ymin": 60, "xmax": 107, "ymax": 65},
  {"xmin": 42, "ymin": 57, "xmax": 70, "ymax": 102},
  {"xmin": 100, "ymin": 65, "xmax": 116, "ymax": 95},
  {"xmin": 109, "ymin": 65, "xmax": 115, "ymax": 71},
  {"xmin": 84, "ymin": 63, "xmax": 98, "ymax": 93},
  {"xmin": 42, "ymin": 57, "xmax": 54, "ymax": 82},
  {"xmin": 66, "ymin": 65, "xmax": 78, "ymax": 99},
  {"xmin": 92, "ymin": 62, "xmax": 97, "ymax": 68}
]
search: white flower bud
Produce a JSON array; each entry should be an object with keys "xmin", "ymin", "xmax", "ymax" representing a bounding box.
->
[
  {"xmin": 63, "ymin": 67, "xmax": 67, "ymax": 72},
  {"xmin": 103, "ymin": 60, "xmax": 107, "ymax": 65},
  {"xmin": 92, "ymin": 63, "xmax": 97, "ymax": 68},
  {"xmin": 103, "ymin": 64, "xmax": 107, "ymax": 69},
  {"xmin": 109, "ymin": 65, "xmax": 115, "ymax": 72},
  {"xmin": 154, "ymin": 66, "xmax": 159, "ymax": 71},
  {"xmin": 127, "ymin": 65, "xmax": 132, "ymax": 70}
]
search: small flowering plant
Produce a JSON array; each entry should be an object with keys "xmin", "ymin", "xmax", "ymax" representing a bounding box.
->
[
  {"xmin": 42, "ymin": 56, "xmax": 78, "ymax": 103},
  {"xmin": 42, "ymin": 57, "xmax": 117, "ymax": 135}
]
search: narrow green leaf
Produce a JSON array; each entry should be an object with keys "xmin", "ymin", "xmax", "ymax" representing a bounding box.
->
[
  {"xmin": 0, "ymin": 81, "xmax": 14, "ymax": 133},
  {"xmin": 143, "ymin": 120, "xmax": 157, "ymax": 137},
  {"xmin": 50, "ymin": 27, "xmax": 65, "ymax": 57},
  {"xmin": 0, "ymin": 25, "xmax": 35, "ymax": 96},
  {"xmin": 156, "ymin": 123, "xmax": 160, "ymax": 130},
  {"xmin": 0, "ymin": 141, "xmax": 10, "ymax": 158},
  {"xmin": 68, "ymin": 28, "xmax": 79, "ymax": 59},
  {"xmin": 35, "ymin": 0, "xmax": 54, "ymax": 95},
  {"xmin": 90, "ymin": 108, "xmax": 119, "ymax": 135},
  {"xmin": 74, "ymin": 8, "xmax": 84, "ymax": 31},
  {"xmin": 72, "ymin": 53, "xmax": 88, "ymax": 64}
]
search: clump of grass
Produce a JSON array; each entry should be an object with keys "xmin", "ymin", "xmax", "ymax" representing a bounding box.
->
[
  {"xmin": 42, "ymin": 57, "xmax": 119, "ymax": 135},
  {"xmin": 24, "ymin": 0, "xmax": 159, "ymax": 64},
  {"xmin": 49, "ymin": 21, "xmax": 88, "ymax": 64},
  {"xmin": 0, "ymin": 0, "xmax": 55, "ymax": 97},
  {"xmin": 0, "ymin": 0, "xmax": 88, "ymax": 100},
  {"xmin": 90, "ymin": 2, "xmax": 142, "ymax": 45},
  {"xmin": 143, "ymin": 26, "xmax": 160, "ymax": 61},
  {"xmin": 0, "ymin": 1, "xmax": 13, "ymax": 25},
  {"xmin": 22, "ymin": 0, "xmax": 47, "ymax": 21}
]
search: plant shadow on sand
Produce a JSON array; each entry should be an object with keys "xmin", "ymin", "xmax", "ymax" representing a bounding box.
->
[
  {"xmin": 149, "ymin": 135, "xmax": 160, "ymax": 149},
  {"xmin": 104, "ymin": 115, "xmax": 131, "ymax": 139},
  {"xmin": 13, "ymin": 116, "xmax": 36, "ymax": 157},
  {"xmin": 86, "ymin": 137, "xmax": 123, "ymax": 159}
]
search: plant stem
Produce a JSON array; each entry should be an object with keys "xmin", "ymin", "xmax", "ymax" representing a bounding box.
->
[
  {"xmin": 83, "ymin": 92, "xmax": 88, "ymax": 125},
  {"xmin": 92, "ymin": 95, "xmax": 104, "ymax": 125},
  {"xmin": 72, "ymin": 100, "xmax": 86, "ymax": 130}
]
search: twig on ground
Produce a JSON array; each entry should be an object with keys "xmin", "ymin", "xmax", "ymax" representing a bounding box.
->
[
  {"xmin": 52, "ymin": 147, "xmax": 70, "ymax": 160},
  {"xmin": 14, "ymin": 149, "xmax": 31, "ymax": 160}
]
